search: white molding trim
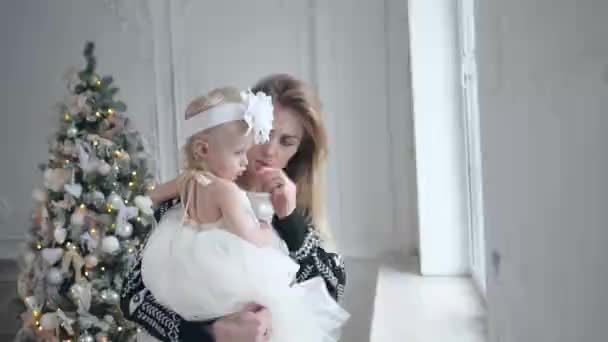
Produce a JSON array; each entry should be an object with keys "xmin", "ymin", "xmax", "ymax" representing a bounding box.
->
[{"xmin": 150, "ymin": 0, "xmax": 178, "ymax": 182}]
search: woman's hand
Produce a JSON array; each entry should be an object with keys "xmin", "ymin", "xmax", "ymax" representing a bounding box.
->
[
  {"xmin": 211, "ymin": 303, "xmax": 272, "ymax": 342},
  {"xmin": 259, "ymin": 168, "xmax": 296, "ymax": 218}
]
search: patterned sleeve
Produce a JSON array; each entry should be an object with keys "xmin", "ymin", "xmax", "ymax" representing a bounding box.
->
[
  {"xmin": 272, "ymin": 211, "xmax": 347, "ymax": 301},
  {"xmin": 120, "ymin": 199, "xmax": 215, "ymax": 342}
]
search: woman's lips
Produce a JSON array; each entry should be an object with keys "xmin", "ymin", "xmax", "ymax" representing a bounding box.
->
[{"xmin": 255, "ymin": 160, "xmax": 272, "ymax": 170}]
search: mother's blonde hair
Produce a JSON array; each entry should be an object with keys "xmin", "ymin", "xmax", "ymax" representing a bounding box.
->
[{"xmin": 251, "ymin": 74, "xmax": 331, "ymax": 241}]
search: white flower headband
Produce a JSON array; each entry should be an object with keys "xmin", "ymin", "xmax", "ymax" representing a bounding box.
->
[{"xmin": 181, "ymin": 89, "xmax": 274, "ymax": 146}]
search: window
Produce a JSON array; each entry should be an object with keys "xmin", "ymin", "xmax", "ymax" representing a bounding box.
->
[{"xmin": 458, "ymin": 0, "xmax": 487, "ymax": 295}]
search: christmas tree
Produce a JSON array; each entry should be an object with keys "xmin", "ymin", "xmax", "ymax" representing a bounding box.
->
[{"xmin": 15, "ymin": 42, "xmax": 156, "ymax": 342}]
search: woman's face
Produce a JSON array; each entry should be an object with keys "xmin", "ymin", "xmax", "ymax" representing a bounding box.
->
[{"xmin": 246, "ymin": 104, "xmax": 304, "ymax": 175}]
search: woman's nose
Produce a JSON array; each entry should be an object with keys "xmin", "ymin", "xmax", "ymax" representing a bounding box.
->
[{"xmin": 262, "ymin": 140, "xmax": 278, "ymax": 158}]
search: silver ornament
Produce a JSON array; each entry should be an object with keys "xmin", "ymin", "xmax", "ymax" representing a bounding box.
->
[
  {"xmin": 99, "ymin": 289, "xmax": 120, "ymax": 305},
  {"xmin": 79, "ymin": 332, "xmax": 95, "ymax": 342},
  {"xmin": 116, "ymin": 223, "xmax": 133, "ymax": 238},
  {"xmin": 46, "ymin": 267, "xmax": 64, "ymax": 285},
  {"xmin": 67, "ymin": 126, "xmax": 79, "ymax": 138},
  {"xmin": 108, "ymin": 192, "xmax": 124, "ymax": 209}
]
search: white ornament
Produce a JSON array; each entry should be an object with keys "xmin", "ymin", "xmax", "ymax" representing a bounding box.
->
[
  {"xmin": 41, "ymin": 248, "xmax": 63, "ymax": 265},
  {"xmin": 99, "ymin": 289, "xmax": 120, "ymax": 305},
  {"xmin": 67, "ymin": 126, "xmax": 79, "ymax": 138},
  {"xmin": 79, "ymin": 332, "xmax": 95, "ymax": 342},
  {"xmin": 54, "ymin": 227, "xmax": 67, "ymax": 244},
  {"xmin": 46, "ymin": 267, "xmax": 64, "ymax": 285},
  {"xmin": 97, "ymin": 162, "xmax": 112, "ymax": 176},
  {"xmin": 84, "ymin": 255, "xmax": 99, "ymax": 268},
  {"xmin": 101, "ymin": 236, "xmax": 120, "ymax": 254},
  {"xmin": 108, "ymin": 192, "xmax": 124, "ymax": 209},
  {"xmin": 134, "ymin": 195, "xmax": 154, "ymax": 216},
  {"xmin": 40, "ymin": 312, "xmax": 59, "ymax": 330},
  {"xmin": 116, "ymin": 223, "xmax": 133, "ymax": 238}
]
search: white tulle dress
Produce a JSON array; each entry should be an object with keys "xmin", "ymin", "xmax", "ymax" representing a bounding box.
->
[{"xmin": 140, "ymin": 173, "xmax": 349, "ymax": 341}]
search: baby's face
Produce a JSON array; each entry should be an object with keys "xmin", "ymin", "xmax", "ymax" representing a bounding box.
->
[{"xmin": 204, "ymin": 121, "xmax": 253, "ymax": 181}]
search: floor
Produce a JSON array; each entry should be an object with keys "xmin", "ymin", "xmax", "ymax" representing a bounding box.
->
[{"xmin": 1, "ymin": 257, "xmax": 487, "ymax": 342}]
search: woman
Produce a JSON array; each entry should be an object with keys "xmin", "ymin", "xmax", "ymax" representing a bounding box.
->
[{"xmin": 120, "ymin": 74, "xmax": 346, "ymax": 342}]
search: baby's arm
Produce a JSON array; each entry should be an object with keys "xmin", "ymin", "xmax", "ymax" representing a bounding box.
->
[
  {"xmin": 148, "ymin": 178, "xmax": 178, "ymax": 205},
  {"xmin": 215, "ymin": 181, "xmax": 274, "ymax": 248}
]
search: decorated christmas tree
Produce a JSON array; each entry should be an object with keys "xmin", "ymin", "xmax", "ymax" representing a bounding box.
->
[{"xmin": 14, "ymin": 42, "xmax": 156, "ymax": 342}]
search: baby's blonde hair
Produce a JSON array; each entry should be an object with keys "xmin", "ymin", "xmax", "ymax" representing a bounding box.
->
[{"xmin": 182, "ymin": 87, "xmax": 242, "ymax": 171}]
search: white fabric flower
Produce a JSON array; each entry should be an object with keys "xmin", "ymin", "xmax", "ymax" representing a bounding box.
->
[
  {"xmin": 43, "ymin": 168, "xmax": 70, "ymax": 192},
  {"xmin": 241, "ymin": 89, "xmax": 274, "ymax": 144},
  {"xmin": 65, "ymin": 93, "xmax": 91, "ymax": 115}
]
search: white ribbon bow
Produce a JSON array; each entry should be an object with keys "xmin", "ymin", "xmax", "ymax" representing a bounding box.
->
[{"xmin": 56, "ymin": 308, "xmax": 76, "ymax": 336}]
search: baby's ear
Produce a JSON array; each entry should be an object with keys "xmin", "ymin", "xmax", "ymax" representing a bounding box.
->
[{"xmin": 192, "ymin": 138, "xmax": 209, "ymax": 159}]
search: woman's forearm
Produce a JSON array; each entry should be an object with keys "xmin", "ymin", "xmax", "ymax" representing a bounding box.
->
[{"xmin": 273, "ymin": 210, "xmax": 347, "ymax": 301}]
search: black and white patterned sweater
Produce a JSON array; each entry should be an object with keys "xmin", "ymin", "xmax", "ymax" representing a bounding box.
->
[{"xmin": 120, "ymin": 199, "xmax": 346, "ymax": 342}]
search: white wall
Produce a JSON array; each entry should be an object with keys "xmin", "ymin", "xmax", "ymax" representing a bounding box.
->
[
  {"xmin": 0, "ymin": 0, "xmax": 418, "ymax": 259},
  {"xmin": 478, "ymin": 0, "xmax": 608, "ymax": 341},
  {"xmin": 312, "ymin": 0, "xmax": 418, "ymax": 258},
  {"xmin": 0, "ymin": 0, "xmax": 160, "ymax": 258}
]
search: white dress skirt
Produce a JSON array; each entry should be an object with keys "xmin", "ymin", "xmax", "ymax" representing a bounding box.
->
[{"xmin": 139, "ymin": 190, "xmax": 349, "ymax": 342}]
